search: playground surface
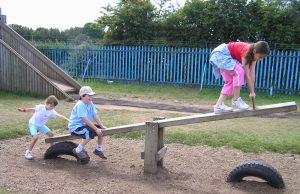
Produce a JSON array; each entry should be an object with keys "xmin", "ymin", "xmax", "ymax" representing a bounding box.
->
[
  {"xmin": 1, "ymin": 95, "xmax": 300, "ymax": 193},
  {"xmin": 1, "ymin": 134, "xmax": 300, "ymax": 193}
]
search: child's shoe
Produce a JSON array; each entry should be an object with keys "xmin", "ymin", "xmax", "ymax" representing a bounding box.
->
[
  {"xmin": 93, "ymin": 149, "xmax": 107, "ymax": 159},
  {"xmin": 72, "ymin": 148, "xmax": 89, "ymax": 159},
  {"xmin": 214, "ymin": 103, "xmax": 233, "ymax": 113},
  {"xmin": 25, "ymin": 150, "xmax": 33, "ymax": 160},
  {"xmin": 232, "ymin": 97, "xmax": 250, "ymax": 110}
]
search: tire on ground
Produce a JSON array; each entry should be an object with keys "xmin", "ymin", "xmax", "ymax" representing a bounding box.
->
[
  {"xmin": 44, "ymin": 141, "xmax": 90, "ymax": 164},
  {"xmin": 227, "ymin": 160, "xmax": 285, "ymax": 189}
]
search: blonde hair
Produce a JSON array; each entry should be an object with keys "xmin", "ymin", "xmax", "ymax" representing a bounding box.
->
[{"xmin": 45, "ymin": 95, "xmax": 58, "ymax": 106}]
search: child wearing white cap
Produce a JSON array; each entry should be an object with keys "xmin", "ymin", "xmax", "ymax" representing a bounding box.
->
[{"xmin": 68, "ymin": 86, "xmax": 107, "ymax": 160}]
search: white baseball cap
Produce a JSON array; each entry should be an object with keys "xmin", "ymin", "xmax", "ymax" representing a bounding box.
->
[{"xmin": 79, "ymin": 86, "xmax": 95, "ymax": 96}]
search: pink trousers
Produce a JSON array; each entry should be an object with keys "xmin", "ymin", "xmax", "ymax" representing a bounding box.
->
[{"xmin": 220, "ymin": 64, "xmax": 245, "ymax": 96}]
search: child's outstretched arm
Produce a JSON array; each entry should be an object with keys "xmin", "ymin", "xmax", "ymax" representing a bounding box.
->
[
  {"xmin": 18, "ymin": 108, "xmax": 35, "ymax": 112},
  {"xmin": 57, "ymin": 114, "xmax": 70, "ymax": 122}
]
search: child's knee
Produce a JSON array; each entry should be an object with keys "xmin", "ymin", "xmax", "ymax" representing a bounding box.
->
[
  {"xmin": 32, "ymin": 135, "xmax": 39, "ymax": 140},
  {"xmin": 47, "ymin": 131, "xmax": 54, "ymax": 137}
]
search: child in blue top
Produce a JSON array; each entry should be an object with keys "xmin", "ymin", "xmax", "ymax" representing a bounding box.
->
[
  {"xmin": 18, "ymin": 95, "xmax": 69, "ymax": 160},
  {"xmin": 68, "ymin": 86, "xmax": 107, "ymax": 160}
]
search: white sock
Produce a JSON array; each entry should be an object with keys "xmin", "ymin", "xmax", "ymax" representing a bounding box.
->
[
  {"xmin": 96, "ymin": 145, "xmax": 103, "ymax": 152},
  {"xmin": 75, "ymin": 144, "xmax": 83, "ymax": 153}
]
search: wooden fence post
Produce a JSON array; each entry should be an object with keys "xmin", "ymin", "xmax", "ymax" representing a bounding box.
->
[{"xmin": 144, "ymin": 121, "xmax": 158, "ymax": 174}]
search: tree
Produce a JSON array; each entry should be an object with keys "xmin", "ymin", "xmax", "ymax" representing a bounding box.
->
[
  {"xmin": 97, "ymin": 0, "xmax": 156, "ymax": 42},
  {"xmin": 260, "ymin": 0, "xmax": 300, "ymax": 45},
  {"xmin": 82, "ymin": 23, "xmax": 104, "ymax": 39},
  {"xmin": 9, "ymin": 24, "xmax": 34, "ymax": 40}
]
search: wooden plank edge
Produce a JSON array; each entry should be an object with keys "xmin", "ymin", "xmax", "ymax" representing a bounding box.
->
[
  {"xmin": 45, "ymin": 122, "xmax": 147, "ymax": 143},
  {"xmin": 156, "ymin": 101, "xmax": 297, "ymax": 128}
]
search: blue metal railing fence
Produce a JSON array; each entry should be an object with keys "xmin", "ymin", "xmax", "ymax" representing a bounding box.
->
[{"xmin": 37, "ymin": 45, "xmax": 300, "ymax": 95}]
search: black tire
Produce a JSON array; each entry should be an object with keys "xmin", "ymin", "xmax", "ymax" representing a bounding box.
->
[
  {"xmin": 44, "ymin": 141, "xmax": 90, "ymax": 164},
  {"xmin": 44, "ymin": 141, "xmax": 78, "ymax": 159},
  {"xmin": 227, "ymin": 160, "xmax": 285, "ymax": 189}
]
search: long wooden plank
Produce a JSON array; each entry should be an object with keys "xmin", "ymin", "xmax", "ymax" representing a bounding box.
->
[
  {"xmin": 45, "ymin": 101, "xmax": 297, "ymax": 143},
  {"xmin": 155, "ymin": 102, "xmax": 297, "ymax": 128},
  {"xmin": 45, "ymin": 122, "xmax": 147, "ymax": 143}
]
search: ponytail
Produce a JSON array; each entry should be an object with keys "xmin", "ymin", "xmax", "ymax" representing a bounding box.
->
[
  {"xmin": 244, "ymin": 41, "xmax": 269, "ymax": 66},
  {"xmin": 245, "ymin": 44, "xmax": 255, "ymax": 66}
]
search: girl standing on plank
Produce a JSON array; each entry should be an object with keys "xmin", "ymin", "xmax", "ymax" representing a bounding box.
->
[{"xmin": 209, "ymin": 41, "xmax": 269, "ymax": 113}]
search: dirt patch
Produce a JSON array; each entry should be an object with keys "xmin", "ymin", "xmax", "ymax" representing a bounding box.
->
[{"xmin": 1, "ymin": 136, "xmax": 300, "ymax": 194}]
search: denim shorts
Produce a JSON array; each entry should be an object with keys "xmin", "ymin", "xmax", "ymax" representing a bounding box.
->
[{"xmin": 71, "ymin": 124, "xmax": 101, "ymax": 139}]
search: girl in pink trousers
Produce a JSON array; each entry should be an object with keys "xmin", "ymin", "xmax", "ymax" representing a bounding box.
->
[{"xmin": 209, "ymin": 41, "xmax": 269, "ymax": 113}]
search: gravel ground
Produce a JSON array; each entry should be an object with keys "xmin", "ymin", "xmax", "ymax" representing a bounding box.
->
[{"xmin": 1, "ymin": 135, "xmax": 300, "ymax": 194}]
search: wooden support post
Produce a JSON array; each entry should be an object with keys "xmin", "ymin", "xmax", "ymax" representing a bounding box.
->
[
  {"xmin": 153, "ymin": 117, "xmax": 165, "ymax": 167},
  {"xmin": 1, "ymin": 15, "xmax": 6, "ymax": 24},
  {"xmin": 156, "ymin": 146, "xmax": 167, "ymax": 162},
  {"xmin": 144, "ymin": 121, "xmax": 159, "ymax": 174}
]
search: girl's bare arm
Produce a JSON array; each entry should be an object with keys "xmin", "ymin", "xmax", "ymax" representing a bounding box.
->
[{"xmin": 242, "ymin": 57, "xmax": 255, "ymax": 95}]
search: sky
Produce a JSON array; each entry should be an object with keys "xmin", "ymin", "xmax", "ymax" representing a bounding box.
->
[{"xmin": 0, "ymin": 0, "xmax": 186, "ymax": 30}]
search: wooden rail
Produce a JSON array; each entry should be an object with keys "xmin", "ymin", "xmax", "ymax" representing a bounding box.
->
[{"xmin": 45, "ymin": 101, "xmax": 297, "ymax": 173}]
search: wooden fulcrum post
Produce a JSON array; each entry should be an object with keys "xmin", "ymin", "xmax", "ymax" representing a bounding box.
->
[
  {"xmin": 144, "ymin": 121, "xmax": 159, "ymax": 174},
  {"xmin": 153, "ymin": 116, "xmax": 166, "ymax": 167},
  {"xmin": 144, "ymin": 116, "xmax": 167, "ymax": 174}
]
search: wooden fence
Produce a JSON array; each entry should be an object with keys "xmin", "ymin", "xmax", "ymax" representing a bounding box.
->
[{"xmin": 38, "ymin": 46, "xmax": 300, "ymax": 95}]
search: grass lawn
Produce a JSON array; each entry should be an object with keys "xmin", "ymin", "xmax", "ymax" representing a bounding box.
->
[
  {"xmin": 0, "ymin": 81, "xmax": 299, "ymax": 154},
  {"xmin": 0, "ymin": 190, "xmax": 13, "ymax": 194}
]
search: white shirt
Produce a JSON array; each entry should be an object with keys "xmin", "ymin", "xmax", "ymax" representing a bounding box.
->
[{"xmin": 29, "ymin": 105, "xmax": 58, "ymax": 126}]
